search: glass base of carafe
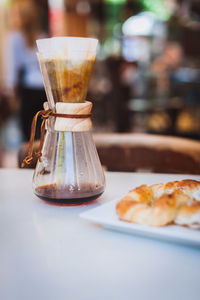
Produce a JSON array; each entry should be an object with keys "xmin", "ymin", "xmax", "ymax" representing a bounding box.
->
[
  {"xmin": 34, "ymin": 183, "xmax": 104, "ymax": 205},
  {"xmin": 35, "ymin": 192, "xmax": 104, "ymax": 205}
]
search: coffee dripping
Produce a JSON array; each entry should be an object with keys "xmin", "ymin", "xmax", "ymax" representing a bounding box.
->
[{"xmin": 24, "ymin": 37, "xmax": 105, "ymax": 204}]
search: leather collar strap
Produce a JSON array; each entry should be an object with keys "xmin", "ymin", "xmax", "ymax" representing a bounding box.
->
[{"xmin": 21, "ymin": 109, "xmax": 91, "ymax": 168}]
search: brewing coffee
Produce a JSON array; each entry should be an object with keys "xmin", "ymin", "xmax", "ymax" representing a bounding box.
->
[
  {"xmin": 35, "ymin": 183, "xmax": 104, "ymax": 204},
  {"xmin": 43, "ymin": 58, "xmax": 94, "ymax": 103}
]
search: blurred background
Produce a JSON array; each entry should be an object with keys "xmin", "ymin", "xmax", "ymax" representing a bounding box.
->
[{"xmin": 0, "ymin": 0, "xmax": 200, "ymax": 167}]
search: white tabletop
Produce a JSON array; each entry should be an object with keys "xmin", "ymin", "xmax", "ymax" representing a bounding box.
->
[{"xmin": 0, "ymin": 169, "xmax": 200, "ymax": 300}]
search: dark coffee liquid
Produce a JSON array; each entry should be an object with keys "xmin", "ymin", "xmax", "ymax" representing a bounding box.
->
[{"xmin": 35, "ymin": 183, "xmax": 104, "ymax": 205}]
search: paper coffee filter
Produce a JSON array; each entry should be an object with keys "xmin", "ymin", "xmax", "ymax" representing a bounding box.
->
[
  {"xmin": 37, "ymin": 52, "xmax": 55, "ymax": 109},
  {"xmin": 36, "ymin": 37, "xmax": 98, "ymax": 103},
  {"xmin": 36, "ymin": 37, "xmax": 98, "ymax": 61}
]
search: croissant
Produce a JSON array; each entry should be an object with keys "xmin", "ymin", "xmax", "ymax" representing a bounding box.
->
[{"xmin": 116, "ymin": 180, "xmax": 200, "ymax": 228}]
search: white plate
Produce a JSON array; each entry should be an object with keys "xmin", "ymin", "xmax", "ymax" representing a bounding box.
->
[{"xmin": 80, "ymin": 199, "xmax": 200, "ymax": 247}]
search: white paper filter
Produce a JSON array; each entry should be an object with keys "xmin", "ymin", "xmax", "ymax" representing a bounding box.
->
[{"xmin": 36, "ymin": 37, "xmax": 98, "ymax": 63}]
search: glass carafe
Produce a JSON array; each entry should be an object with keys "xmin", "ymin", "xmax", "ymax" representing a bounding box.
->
[
  {"xmin": 33, "ymin": 130, "xmax": 105, "ymax": 204},
  {"xmin": 32, "ymin": 37, "xmax": 105, "ymax": 204}
]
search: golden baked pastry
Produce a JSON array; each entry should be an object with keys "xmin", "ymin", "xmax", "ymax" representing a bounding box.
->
[{"xmin": 116, "ymin": 180, "xmax": 200, "ymax": 228}]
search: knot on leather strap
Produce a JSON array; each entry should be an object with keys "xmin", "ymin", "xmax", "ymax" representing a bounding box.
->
[
  {"xmin": 41, "ymin": 109, "xmax": 52, "ymax": 120},
  {"xmin": 21, "ymin": 156, "xmax": 33, "ymax": 168},
  {"xmin": 21, "ymin": 109, "xmax": 52, "ymax": 168}
]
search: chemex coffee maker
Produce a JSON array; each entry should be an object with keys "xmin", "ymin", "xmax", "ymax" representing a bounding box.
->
[{"xmin": 22, "ymin": 37, "xmax": 105, "ymax": 204}]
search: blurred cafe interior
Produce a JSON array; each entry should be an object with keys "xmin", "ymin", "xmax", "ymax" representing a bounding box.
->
[{"xmin": 1, "ymin": 0, "xmax": 200, "ymax": 168}]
